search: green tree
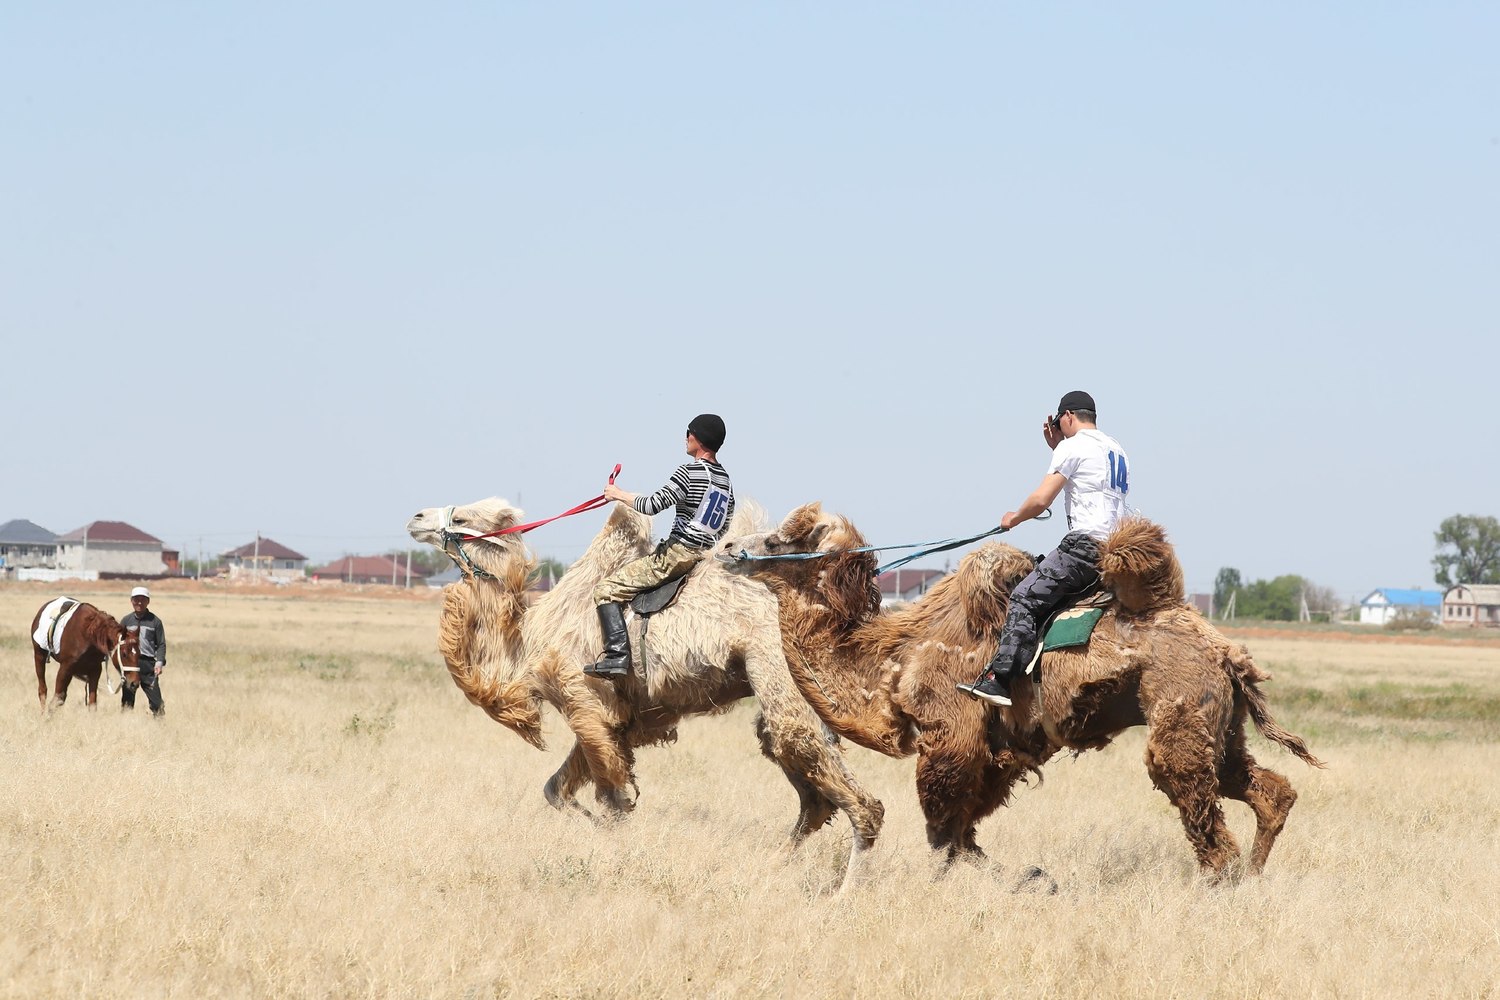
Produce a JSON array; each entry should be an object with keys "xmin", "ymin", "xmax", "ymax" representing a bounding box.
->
[
  {"xmin": 1237, "ymin": 574, "xmax": 1306, "ymax": 621},
  {"xmin": 1432, "ymin": 514, "xmax": 1500, "ymax": 588},
  {"xmin": 1213, "ymin": 567, "xmax": 1242, "ymax": 615}
]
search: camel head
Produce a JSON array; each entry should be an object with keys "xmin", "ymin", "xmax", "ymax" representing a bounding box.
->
[
  {"xmin": 407, "ymin": 498, "xmax": 532, "ymax": 579},
  {"xmin": 724, "ymin": 501, "xmax": 882, "ymax": 625}
]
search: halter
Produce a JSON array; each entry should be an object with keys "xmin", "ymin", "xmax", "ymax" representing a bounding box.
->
[
  {"xmin": 437, "ymin": 506, "xmax": 504, "ymax": 581},
  {"xmin": 105, "ymin": 631, "xmax": 138, "ymax": 696}
]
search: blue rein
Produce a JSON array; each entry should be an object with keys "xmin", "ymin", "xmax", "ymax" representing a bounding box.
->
[{"xmin": 728, "ymin": 510, "xmax": 1051, "ymax": 575}]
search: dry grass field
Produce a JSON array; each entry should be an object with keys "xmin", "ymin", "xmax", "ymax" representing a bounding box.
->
[{"xmin": 3, "ymin": 580, "xmax": 1499, "ymax": 999}]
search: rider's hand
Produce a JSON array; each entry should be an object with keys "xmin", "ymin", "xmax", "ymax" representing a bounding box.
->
[{"xmin": 1042, "ymin": 416, "xmax": 1063, "ymax": 449}]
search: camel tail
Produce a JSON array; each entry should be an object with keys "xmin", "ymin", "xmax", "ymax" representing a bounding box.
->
[
  {"xmin": 1227, "ymin": 645, "xmax": 1326, "ymax": 769},
  {"xmin": 784, "ymin": 651, "xmax": 912, "ymax": 758}
]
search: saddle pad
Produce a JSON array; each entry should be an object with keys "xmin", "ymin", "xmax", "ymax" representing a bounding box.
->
[
  {"xmin": 33, "ymin": 597, "xmax": 81, "ymax": 656},
  {"xmin": 1042, "ymin": 606, "xmax": 1105, "ymax": 651},
  {"xmin": 631, "ymin": 575, "xmax": 688, "ymax": 617}
]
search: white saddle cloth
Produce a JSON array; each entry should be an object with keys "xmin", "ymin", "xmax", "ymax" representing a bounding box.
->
[{"xmin": 33, "ymin": 597, "xmax": 81, "ymax": 657}]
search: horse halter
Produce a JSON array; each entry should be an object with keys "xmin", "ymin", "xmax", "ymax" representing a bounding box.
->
[{"xmin": 105, "ymin": 631, "xmax": 138, "ymax": 695}]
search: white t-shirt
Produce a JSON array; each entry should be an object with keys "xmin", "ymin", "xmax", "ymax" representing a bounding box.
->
[{"xmin": 1047, "ymin": 428, "xmax": 1131, "ymax": 541}]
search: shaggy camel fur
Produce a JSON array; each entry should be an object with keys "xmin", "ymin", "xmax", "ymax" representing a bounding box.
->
[
  {"xmin": 724, "ymin": 504, "xmax": 1324, "ymax": 879},
  {"xmin": 406, "ymin": 498, "xmax": 884, "ymax": 887}
]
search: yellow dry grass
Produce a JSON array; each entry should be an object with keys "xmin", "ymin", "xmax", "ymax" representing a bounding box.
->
[{"xmin": 3, "ymin": 582, "xmax": 1499, "ymax": 999}]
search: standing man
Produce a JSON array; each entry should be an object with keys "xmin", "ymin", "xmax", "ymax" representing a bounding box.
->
[
  {"xmin": 121, "ymin": 585, "xmax": 167, "ymax": 716},
  {"xmin": 586, "ymin": 414, "xmax": 735, "ymax": 678},
  {"xmin": 959, "ymin": 390, "xmax": 1132, "ymax": 707}
]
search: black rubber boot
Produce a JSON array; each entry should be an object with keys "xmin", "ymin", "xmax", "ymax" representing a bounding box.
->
[{"xmin": 585, "ymin": 603, "xmax": 631, "ymax": 678}]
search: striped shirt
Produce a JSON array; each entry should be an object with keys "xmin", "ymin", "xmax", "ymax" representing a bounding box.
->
[{"xmin": 633, "ymin": 460, "xmax": 736, "ymax": 550}]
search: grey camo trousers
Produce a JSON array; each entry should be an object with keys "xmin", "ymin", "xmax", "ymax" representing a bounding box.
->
[{"xmin": 988, "ymin": 530, "xmax": 1102, "ymax": 679}]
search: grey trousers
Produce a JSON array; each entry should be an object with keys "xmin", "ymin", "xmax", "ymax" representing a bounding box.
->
[{"xmin": 989, "ymin": 531, "xmax": 1102, "ymax": 678}]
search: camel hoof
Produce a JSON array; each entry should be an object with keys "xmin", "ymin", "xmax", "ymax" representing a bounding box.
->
[
  {"xmin": 542, "ymin": 779, "xmax": 570, "ymax": 811},
  {"xmin": 1010, "ymin": 865, "xmax": 1058, "ymax": 895}
]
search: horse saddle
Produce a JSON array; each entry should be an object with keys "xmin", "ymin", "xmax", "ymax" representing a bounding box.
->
[
  {"xmin": 630, "ymin": 575, "xmax": 688, "ymax": 618},
  {"xmin": 33, "ymin": 596, "xmax": 80, "ymax": 657}
]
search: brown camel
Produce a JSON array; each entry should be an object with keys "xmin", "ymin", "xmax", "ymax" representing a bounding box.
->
[
  {"xmin": 722, "ymin": 503, "xmax": 1324, "ymax": 879},
  {"xmin": 406, "ymin": 498, "xmax": 884, "ymax": 888}
]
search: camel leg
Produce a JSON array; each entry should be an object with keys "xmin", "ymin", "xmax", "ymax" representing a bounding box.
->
[
  {"xmin": 745, "ymin": 650, "xmax": 884, "ymax": 891},
  {"xmin": 1218, "ymin": 720, "xmax": 1298, "ymax": 874},
  {"xmin": 544, "ymin": 741, "xmax": 596, "ymax": 812},
  {"xmin": 756, "ymin": 712, "xmax": 838, "ymax": 843},
  {"xmin": 916, "ymin": 743, "xmax": 998, "ymax": 864},
  {"xmin": 556, "ymin": 681, "xmax": 636, "ymax": 816},
  {"xmin": 1143, "ymin": 700, "xmax": 1240, "ymax": 879}
]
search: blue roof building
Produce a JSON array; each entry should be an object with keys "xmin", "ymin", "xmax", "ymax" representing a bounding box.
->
[{"xmin": 1358, "ymin": 588, "xmax": 1443, "ymax": 626}]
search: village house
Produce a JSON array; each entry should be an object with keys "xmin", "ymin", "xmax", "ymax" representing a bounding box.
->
[
  {"xmin": 310, "ymin": 555, "xmax": 430, "ymax": 587},
  {"xmin": 0, "ymin": 518, "xmax": 58, "ymax": 576},
  {"xmin": 54, "ymin": 520, "xmax": 170, "ymax": 578},
  {"xmin": 1440, "ymin": 584, "xmax": 1500, "ymax": 628},
  {"xmin": 1357, "ymin": 588, "xmax": 1444, "ymax": 626},
  {"xmin": 878, "ymin": 568, "xmax": 946, "ymax": 607},
  {"xmin": 221, "ymin": 536, "xmax": 309, "ymax": 581}
]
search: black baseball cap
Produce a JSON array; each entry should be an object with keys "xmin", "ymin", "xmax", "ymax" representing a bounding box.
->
[{"xmin": 1055, "ymin": 390, "xmax": 1096, "ymax": 417}]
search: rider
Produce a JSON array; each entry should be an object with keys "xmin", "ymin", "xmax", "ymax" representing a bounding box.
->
[
  {"xmin": 586, "ymin": 414, "xmax": 735, "ymax": 679},
  {"xmin": 958, "ymin": 390, "xmax": 1131, "ymax": 707}
]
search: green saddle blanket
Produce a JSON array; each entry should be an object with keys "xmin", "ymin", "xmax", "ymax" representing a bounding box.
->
[{"xmin": 1041, "ymin": 607, "xmax": 1105, "ymax": 651}]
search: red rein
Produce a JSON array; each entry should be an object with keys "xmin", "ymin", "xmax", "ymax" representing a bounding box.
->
[{"xmin": 468, "ymin": 464, "xmax": 622, "ymax": 539}]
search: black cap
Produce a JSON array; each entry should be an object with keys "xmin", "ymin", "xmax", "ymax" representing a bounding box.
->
[
  {"xmin": 687, "ymin": 413, "xmax": 726, "ymax": 452},
  {"xmin": 1056, "ymin": 390, "xmax": 1096, "ymax": 417}
]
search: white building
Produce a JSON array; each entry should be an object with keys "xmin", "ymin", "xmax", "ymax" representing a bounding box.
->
[
  {"xmin": 1357, "ymin": 588, "xmax": 1443, "ymax": 626},
  {"xmin": 221, "ymin": 536, "xmax": 308, "ymax": 581},
  {"xmin": 1441, "ymin": 584, "xmax": 1500, "ymax": 628},
  {"xmin": 54, "ymin": 521, "xmax": 169, "ymax": 577}
]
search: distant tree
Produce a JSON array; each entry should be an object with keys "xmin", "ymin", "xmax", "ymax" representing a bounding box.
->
[
  {"xmin": 400, "ymin": 547, "xmax": 452, "ymax": 576},
  {"xmin": 1433, "ymin": 514, "xmax": 1500, "ymax": 588},
  {"xmin": 1213, "ymin": 567, "xmax": 1242, "ymax": 615},
  {"xmin": 530, "ymin": 557, "xmax": 568, "ymax": 587},
  {"xmin": 1303, "ymin": 582, "xmax": 1341, "ymax": 617},
  {"xmin": 1237, "ymin": 574, "xmax": 1306, "ymax": 621}
]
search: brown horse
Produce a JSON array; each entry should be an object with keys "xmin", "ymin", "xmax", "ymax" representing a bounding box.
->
[{"xmin": 31, "ymin": 598, "xmax": 140, "ymax": 711}]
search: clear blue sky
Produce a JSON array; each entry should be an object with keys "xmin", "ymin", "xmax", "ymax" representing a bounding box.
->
[{"xmin": 4, "ymin": 3, "xmax": 1495, "ymax": 600}]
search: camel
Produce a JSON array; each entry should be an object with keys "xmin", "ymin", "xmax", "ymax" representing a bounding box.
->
[
  {"xmin": 722, "ymin": 503, "xmax": 1324, "ymax": 880},
  {"xmin": 405, "ymin": 497, "xmax": 884, "ymax": 888}
]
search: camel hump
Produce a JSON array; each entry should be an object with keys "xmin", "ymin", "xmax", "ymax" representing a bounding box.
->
[{"xmin": 1099, "ymin": 517, "xmax": 1185, "ymax": 613}]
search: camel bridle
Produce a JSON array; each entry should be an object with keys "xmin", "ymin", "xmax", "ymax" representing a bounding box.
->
[{"xmin": 436, "ymin": 506, "xmax": 502, "ymax": 581}]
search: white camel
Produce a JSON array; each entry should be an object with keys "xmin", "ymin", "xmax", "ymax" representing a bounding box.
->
[{"xmin": 406, "ymin": 497, "xmax": 884, "ymax": 888}]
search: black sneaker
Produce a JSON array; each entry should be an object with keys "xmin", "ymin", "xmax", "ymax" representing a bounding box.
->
[{"xmin": 956, "ymin": 669, "xmax": 1013, "ymax": 707}]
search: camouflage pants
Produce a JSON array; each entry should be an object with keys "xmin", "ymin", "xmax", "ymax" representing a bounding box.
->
[
  {"xmin": 593, "ymin": 539, "xmax": 705, "ymax": 605},
  {"xmin": 989, "ymin": 531, "xmax": 1102, "ymax": 678}
]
